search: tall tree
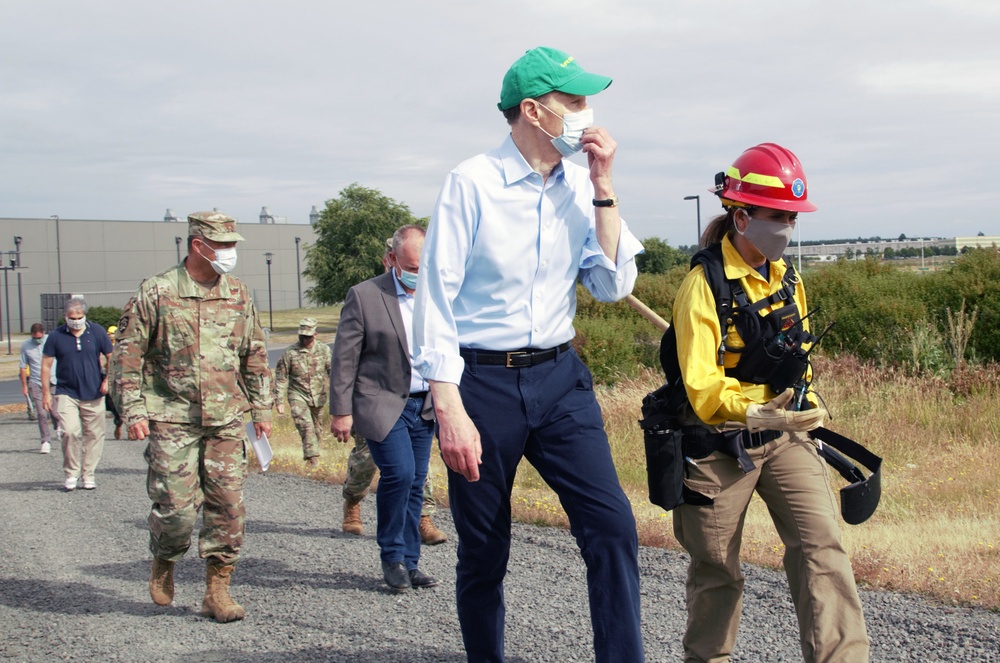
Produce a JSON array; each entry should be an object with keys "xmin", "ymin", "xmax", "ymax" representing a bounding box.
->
[{"xmin": 304, "ymin": 183, "xmax": 426, "ymax": 304}]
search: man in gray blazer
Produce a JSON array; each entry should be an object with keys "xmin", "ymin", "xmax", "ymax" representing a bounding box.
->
[{"xmin": 329, "ymin": 224, "xmax": 437, "ymax": 592}]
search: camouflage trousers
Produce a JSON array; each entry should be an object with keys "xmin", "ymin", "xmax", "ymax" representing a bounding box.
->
[
  {"xmin": 145, "ymin": 418, "xmax": 247, "ymax": 566},
  {"xmin": 288, "ymin": 395, "xmax": 323, "ymax": 460},
  {"xmin": 343, "ymin": 432, "xmax": 437, "ymax": 515}
]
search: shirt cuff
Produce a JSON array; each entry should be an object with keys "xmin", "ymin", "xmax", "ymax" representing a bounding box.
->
[{"xmin": 251, "ymin": 409, "xmax": 272, "ymax": 423}]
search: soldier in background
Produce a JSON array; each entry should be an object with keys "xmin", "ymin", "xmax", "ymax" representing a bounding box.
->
[
  {"xmin": 111, "ymin": 211, "xmax": 272, "ymax": 624},
  {"xmin": 339, "ymin": 239, "xmax": 447, "ymax": 545},
  {"xmin": 274, "ymin": 317, "xmax": 332, "ymax": 467}
]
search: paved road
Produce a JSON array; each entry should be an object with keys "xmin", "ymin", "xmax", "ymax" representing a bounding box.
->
[{"xmin": 2, "ymin": 410, "xmax": 999, "ymax": 661}]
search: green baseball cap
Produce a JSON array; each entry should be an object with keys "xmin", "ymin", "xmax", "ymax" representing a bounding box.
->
[{"xmin": 498, "ymin": 46, "xmax": 612, "ymax": 111}]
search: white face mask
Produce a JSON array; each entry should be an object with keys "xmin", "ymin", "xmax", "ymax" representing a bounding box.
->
[
  {"xmin": 538, "ymin": 103, "xmax": 594, "ymax": 158},
  {"xmin": 737, "ymin": 214, "xmax": 795, "ymax": 262},
  {"xmin": 199, "ymin": 241, "xmax": 238, "ymax": 274},
  {"xmin": 66, "ymin": 317, "xmax": 87, "ymax": 331}
]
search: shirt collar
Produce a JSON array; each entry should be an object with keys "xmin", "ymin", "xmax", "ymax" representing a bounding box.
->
[
  {"xmin": 176, "ymin": 261, "xmax": 232, "ymax": 299},
  {"xmin": 721, "ymin": 234, "xmax": 785, "ymax": 282},
  {"xmin": 499, "ymin": 133, "xmax": 564, "ymax": 187},
  {"xmin": 391, "ymin": 269, "xmax": 411, "ymax": 298}
]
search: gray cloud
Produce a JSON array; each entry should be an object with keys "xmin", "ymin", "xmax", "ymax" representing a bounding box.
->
[{"xmin": 1, "ymin": 0, "xmax": 998, "ymax": 242}]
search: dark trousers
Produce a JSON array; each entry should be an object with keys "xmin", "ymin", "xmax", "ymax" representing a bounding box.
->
[
  {"xmin": 449, "ymin": 348, "xmax": 644, "ymax": 663},
  {"xmin": 367, "ymin": 396, "xmax": 434, "ymax": 568}
]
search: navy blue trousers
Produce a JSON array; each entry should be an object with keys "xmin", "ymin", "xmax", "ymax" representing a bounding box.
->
[
  {"xmin": 367, "ymin": 396, "xmax": 434, "ymax": 569},
  {"xmin": 450, "ymin": 347, "xmax": 644, "ymax": 663}
]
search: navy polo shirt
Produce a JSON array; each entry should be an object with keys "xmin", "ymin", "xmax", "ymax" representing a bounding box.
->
[{"xmin": 42, "ymin": 322, "xmax": 113, "ymax": 401}]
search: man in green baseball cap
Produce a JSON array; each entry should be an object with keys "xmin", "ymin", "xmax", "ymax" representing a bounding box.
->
[{"xmin": 413, "ymin": 46, "xmax": 644, "ymax": 661}]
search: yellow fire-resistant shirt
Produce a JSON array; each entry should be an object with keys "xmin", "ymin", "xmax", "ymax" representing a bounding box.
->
[
  {"xmin": 672, "ymin": 235, "xmax": 814, "ymax": 427},
  {"xmin": 111, "ymin": 262, "xmax": 273, "ymax": 428}
]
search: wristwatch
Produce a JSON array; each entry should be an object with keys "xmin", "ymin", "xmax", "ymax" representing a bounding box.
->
[{"xmin": 593, "ymin": 195, "xmax": 619, "ymax": 208}]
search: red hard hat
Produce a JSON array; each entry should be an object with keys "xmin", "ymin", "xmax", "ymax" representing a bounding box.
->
[{"xmin": 712, "ymin": 143, "xmax": 818, "ymax": 213}]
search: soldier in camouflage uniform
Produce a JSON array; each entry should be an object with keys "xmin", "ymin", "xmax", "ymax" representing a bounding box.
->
[
  {"xmin": 274, "ymin": 317, "xmax": 331, "ymax": 467},
  {"xmin": 110, "ymin": 211, "xmax": 272, "ymax": 624}
]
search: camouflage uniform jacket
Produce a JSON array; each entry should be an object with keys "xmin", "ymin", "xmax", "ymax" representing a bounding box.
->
[
  {"xmin": 274, "ymin": 340, "xmax": 332, "ymax": 408},
  {"xmin": 111, "ymin": 262, "xmax": 273, "ymax": 428}
]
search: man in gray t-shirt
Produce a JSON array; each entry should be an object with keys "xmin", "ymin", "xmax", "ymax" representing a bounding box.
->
[{"xmin": 19, "ymin": 323, "xmax": 53, "ymax": 454}]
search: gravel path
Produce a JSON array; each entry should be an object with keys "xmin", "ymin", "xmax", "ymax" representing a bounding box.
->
[{"xmin": 0, "ymin": 411, "xmax": 997, "ymax": 662}]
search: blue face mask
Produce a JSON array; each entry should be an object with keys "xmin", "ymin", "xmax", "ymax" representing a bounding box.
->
[
  {"xmin": 396, "ymin": 267, "xmax": 418, "ymax": 290},
  {"xmin": 538, "ymin": 103, "xmax": 594, "ymax": 158}
]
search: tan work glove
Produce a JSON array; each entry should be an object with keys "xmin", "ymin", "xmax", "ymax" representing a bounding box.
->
[{"xmin": 745, "ymin": 388, "xmax": 825, "ymax": 433}]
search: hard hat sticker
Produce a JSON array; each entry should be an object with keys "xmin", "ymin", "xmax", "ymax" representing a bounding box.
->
[{"xmin": 791, "ymin": 178, "xmax": 806, "ymax": 198}]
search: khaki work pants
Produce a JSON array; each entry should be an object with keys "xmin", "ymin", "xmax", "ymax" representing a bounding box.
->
[
  {"xmin": 55, "ymin": 395, "xmax": 106, "ymax": 483},
  {"xmin": 673, "ymin": 432, "xmax": 870, "ymax": 663}
]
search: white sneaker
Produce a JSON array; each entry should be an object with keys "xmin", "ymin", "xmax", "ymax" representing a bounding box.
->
[
  {"xmin": 64, "ymin": 477, "xmax": 77, "ymax": 491},
  {"xmin": 40, "ymin": 442, "xmax": 51, "ymax": 454},
  {"xmin": 82, "ymin": 480, "xmax": 96, "ymax": 490}
]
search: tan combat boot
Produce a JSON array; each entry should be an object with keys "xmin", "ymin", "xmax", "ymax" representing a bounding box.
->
[
  {"xmin": 149, "ymin": 557, "xmax": 175, "ymax": 606},
  {"xmin": 342, "ymin": 499, "xmax": 363, "ymax": 535},
  {"xmin": 201, "ymin": 563, "xmax": 245, "ymax": 623},
  {"xmin": 419, "ymin": 515, "xmax": 448, "ymax": 545}
]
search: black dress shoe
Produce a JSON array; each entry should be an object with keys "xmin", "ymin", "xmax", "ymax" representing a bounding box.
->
[
  {"xmin": 408, "ymin": 568, "xmax": 440, "ymax": 589},
  {"xmin": 381, "ymin": 561, "xmax": 412, "ymax": 592}
]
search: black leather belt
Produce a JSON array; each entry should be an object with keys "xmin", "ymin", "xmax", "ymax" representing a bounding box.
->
[
  {"xmin": 741, "ymin": 429, "xmax": 782, "ymax": 449},
  {"xmin": 409, "ymin": 391, "xmax": 428, "ymax": 400},
  {"xmin": 460, "ymin": 342, "xmax": 571, "ymax": 368}
]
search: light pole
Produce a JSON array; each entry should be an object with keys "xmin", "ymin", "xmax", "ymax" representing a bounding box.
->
[
  {"xmin": 294, "ymin": 237, "xmax": 302, "ymax": 309},
  {"xmin": 50, "ymin": 215, "xmax": 62, "ymax": 292},
  {"xmin": 175, "ymin": 236, "xmax": 182, "ymax": 263},
  {"xmin": 3, "ymin": 252, "xmax": 14, "ymax": 354},
  {"xmin": 264, "ymin": 252, "xmax": 274, "ymax": 330},
  {"xmin": 14, "ymin": 236, "xmax": 23, "ymax": 332},
  {"xmin": 683, "ymin": 195, "xmax": 702, "ymax": 247}
]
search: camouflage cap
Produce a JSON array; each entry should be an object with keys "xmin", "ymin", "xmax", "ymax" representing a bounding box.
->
[
  {"xmin": 188, "ymin": 211, "xmax": 245, "ymax": 242},
  {"xmin": 298, "ymin": 317, "xmax": 318, "ymax": 336}
]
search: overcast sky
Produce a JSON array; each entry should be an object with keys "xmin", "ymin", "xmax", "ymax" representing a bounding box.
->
[{"xmin": 2, "ymin": 0, "xmax": 998, "ymax": 245}]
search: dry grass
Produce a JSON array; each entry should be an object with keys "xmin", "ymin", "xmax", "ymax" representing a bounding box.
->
[
  {"xmin": 265, "ymin": 306, "xmax": 343, "ymax": 345},
  {"xmin": 259, "ymin": 356, "xmax": 1000, "ymax": 611}
]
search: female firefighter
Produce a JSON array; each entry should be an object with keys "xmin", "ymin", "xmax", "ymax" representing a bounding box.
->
[{"xmin": 670, "ymin": 143, "xmax": 870, "ymax": 662}]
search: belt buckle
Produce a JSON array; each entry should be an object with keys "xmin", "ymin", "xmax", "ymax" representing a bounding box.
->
[{"xmin": 505, "ymin": 351, "xmax": 528, "ymax": 368}]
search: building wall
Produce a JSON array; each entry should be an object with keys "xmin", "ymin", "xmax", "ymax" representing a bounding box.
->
[{"xmin": 0, "ymin": 217, "xmax": 318, "ymax": 332}]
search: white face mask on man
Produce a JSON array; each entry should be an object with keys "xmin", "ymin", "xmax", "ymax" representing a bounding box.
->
[
  {"xmin": 66, "ymin": 317, "xmax": 87, "ymax": 331},
  {"xmin": 536, "ymin": 102, "xmax": 594, "ymax": 158},
  {"xmin": 197, "ymin": 240, "xmax": 239, "ymax": 274}
]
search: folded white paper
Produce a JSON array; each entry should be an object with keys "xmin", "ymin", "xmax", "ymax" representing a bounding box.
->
[{"xmin": 246, "ymin": 422, "xmax": 273, "ymax": 473}]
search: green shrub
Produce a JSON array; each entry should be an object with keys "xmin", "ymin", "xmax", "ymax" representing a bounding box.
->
[
  {"xmin": 805, "ymin": 258, "xmax": 931, "ymax": 365},
  {"xmin": 86, "ymin": 306, "xmax": 123, "ymax": 330}
]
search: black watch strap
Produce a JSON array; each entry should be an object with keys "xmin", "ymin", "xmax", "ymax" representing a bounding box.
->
[{"xmin": 593, "ymin": 195, "xmax": 619, "ymax": 208}]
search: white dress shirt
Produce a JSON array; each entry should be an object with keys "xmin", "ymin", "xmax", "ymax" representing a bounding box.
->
[
  {"xmin": 413, "ymin": 134, "xmax": 643, "ymax": 385},
  {"xmin": 392, "ymin": 270, "xmax": 430, "ymax": 395}
]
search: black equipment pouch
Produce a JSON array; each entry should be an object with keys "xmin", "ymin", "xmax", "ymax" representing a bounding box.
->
[
  {"xmin": 728, "ymin": 302, "xmax": 816, "ymax": 392},
  {"xmin": 639, "ymin": 385, "xmax": 685, "ymax": 511}
]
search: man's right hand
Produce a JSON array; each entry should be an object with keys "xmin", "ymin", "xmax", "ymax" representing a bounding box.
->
[
  {"xmin": 330, "ymin": 414, "xmax": 353, "ymax": 443},
  {"xmin": 129, "ymin": 419, "xmax": 151, "ymax": 441},
  {"xmin": 276, "ymin": 403, "xmax": 285, "ymax": 415},
  {"xmin": 431, "ymin": 381, "xmax": 482, "ymax": 482}
]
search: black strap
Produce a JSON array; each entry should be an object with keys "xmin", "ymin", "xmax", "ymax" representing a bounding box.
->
[{"xmin": 809, "ymin": 427, "xmax": 882, "ymax": 480}]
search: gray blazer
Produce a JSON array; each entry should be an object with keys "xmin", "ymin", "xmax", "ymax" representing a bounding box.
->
[{"xmin": 329, "ymin": 271, "xmax": 434, "ymax": 442}]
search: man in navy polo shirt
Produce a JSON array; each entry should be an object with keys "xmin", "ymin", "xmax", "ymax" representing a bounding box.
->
[{"xmin": 42, "ymin": 297, "xmax": 113, "ymax": 491}]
